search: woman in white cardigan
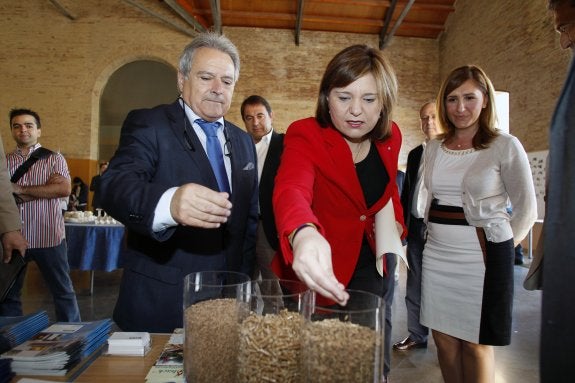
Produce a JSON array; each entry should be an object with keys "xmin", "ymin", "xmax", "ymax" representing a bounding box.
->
[{"xmin": 420, "ymin": 65, "xmax": 537, "ymax": 383}]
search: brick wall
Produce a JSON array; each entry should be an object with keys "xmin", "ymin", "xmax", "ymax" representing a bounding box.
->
[
  {"xmin": 439, "ymin": 0, "xmax": 572, "ymax": 152},
  {"xmin": 0, "ymin": 0, "xmax": 567, "ymax": 174}
]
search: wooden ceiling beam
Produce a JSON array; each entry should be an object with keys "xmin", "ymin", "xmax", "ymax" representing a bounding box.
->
[
  {"xmin": 174, "ymin": 0, "xmax": 211, "ymax": 29},
  {"xmin": 123, "ymin": 0, "xmax": 197, "ymax": 37},
  {"xmin": 164, "ymin": 0, "xmax": 207, "ymax": 33},
  {"xmin": 308, "ymin": 0, "xmax": 454, "ymax": 12},
  {"xmin": 198, "ymin": 9, "xmax": 445, "ymax": 32}
]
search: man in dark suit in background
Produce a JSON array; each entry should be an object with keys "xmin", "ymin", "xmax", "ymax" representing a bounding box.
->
[
  {"xmin": 541, "ymin": 1, "xmax": 575, "ymax": 381},
  {"xmin": 240, "ymin": 95, "xmax": 284, "ymax": 280},
  {"xmin": 89, "ymin": 161, "xmax": 108, "ymax": 213},
  {"xmin": 393, "ymin": 101, "xmax": 440, "ymax": 351},
  {"xmin": 100, "ymin": 32, "xmax": 258, "ymax": 332}
]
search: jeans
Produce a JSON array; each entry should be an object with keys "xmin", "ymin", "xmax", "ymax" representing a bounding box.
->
[
  {"xmin": 0, "ymin": 240, "xmax": 81, "ymax": 322},
  {"xmin": 404, "ymin": 216, "xmax": 429, "ymax": 342}
]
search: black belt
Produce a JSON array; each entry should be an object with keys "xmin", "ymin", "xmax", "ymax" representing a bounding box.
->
[{"xmin": 428, "ymin": 203, "xmax": 469, "ymax": 226}]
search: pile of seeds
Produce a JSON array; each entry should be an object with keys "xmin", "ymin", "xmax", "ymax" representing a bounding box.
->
[
  {"xmin": 301, "ymin": 318, "xmax": 380, "ymax": 383},
  {"xmin": 237, "ymin": 309, "xmax": 303, "ymax": 383},
  {"xmin": 184, "ymin": 298, "xmax": 241, "ymax": 383}
]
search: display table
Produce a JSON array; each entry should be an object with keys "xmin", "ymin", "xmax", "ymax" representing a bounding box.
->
[
  {"xmin": 13, "ymin": 334, "xmax": 170, "ymax": 383},
  {"xmin": 65, "ymin": 222, "xmax": 125, "ymax": 295}
]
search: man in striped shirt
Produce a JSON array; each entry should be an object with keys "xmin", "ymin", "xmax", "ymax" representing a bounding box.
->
[{"xmin": 2, "ymin": 108, "xmax": 80, "ymax": 322}]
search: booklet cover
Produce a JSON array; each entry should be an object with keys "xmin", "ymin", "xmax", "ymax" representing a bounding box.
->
[
  {"xmin": 0, "ymin": 311, "xmax": 50, "ymax": 353},
  {"xmin": 145, "ymin": 329, "xmax": 184, "ymax": 383}
]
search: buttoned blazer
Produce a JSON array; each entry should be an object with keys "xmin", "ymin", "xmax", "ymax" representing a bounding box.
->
[
  {"xmin": 400, "ymin": 144, "xmax": 423, "ymax": 229},
  {"xmin": 273, "ymin": 117, "xmax": 405, "ymax": 288},
  {"xmin": 259, "ymin": 131, "xmax": 284, "ymax": 250},
  {"xmin": 99, "ymin": 99, "xmax": 258, "ymax": 332}
]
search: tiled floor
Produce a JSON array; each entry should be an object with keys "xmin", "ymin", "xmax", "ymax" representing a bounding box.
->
[
  {"xmin": 20, "ymin": 258, "xmax": 541, "ymax": 382},
  {"xmin": 389, "ymin": 259, "xmax": 541, "ymax": 382}
]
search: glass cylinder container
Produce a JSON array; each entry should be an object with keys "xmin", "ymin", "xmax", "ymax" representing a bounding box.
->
[
  {"xmin": 300, "ymin": 289, "xmax": 385, "ymax": 383},
  {"xmin": 183, "ymin": 271, "xmax": 251, "ymax": 383},
  {"xmin": 237, "ymin": 279, "xmax": 308, "ymax": 383}
]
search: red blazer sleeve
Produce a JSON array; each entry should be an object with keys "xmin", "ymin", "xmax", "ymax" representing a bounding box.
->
[{"xmin": 273, "ymin": 118, "xmax": 325, "ymax": 266}]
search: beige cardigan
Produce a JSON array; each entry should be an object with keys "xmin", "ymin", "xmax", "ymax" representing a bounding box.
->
[{"xmin": 423, "ymin": 133, "xmax": 537, "ymax": 244}]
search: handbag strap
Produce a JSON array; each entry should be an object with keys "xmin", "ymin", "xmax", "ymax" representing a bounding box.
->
[{"xmin": 10, "ymin": 147, "xmax": 54, "ymax": 183}]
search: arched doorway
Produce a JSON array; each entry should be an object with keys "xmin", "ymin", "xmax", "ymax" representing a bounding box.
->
[{"xmin": 99, "ymin": 60, "xmax": 178, "ymax": 161}]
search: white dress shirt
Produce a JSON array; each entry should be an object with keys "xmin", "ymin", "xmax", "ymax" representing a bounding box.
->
[{"xmin": 255, "ymin": 129, "xmax": 273, "ymax": 183}]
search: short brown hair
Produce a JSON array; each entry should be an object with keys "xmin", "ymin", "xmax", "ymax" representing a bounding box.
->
[
  {"xmin": 10, "ymin": 108, "xmax": 41, "ymax": 129},
  {"xmin": 315, "ymin": 44, "xmax": 398, "ymax": 141}
]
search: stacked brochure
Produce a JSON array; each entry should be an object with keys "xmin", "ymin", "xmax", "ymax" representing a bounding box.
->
[
  {"xmin": 0, "ymin": 318, "xmax": 112, "ymax": 378},
  {"xmin": 145, "ymin": 328, "xmax": 184, "ymax": 383},
  {"xmin": 107, "ymin": 332, "xmax": 151, "ymax": 356},
  {"xmin": 0, "ymin": 311, "xmax": 50, "ymax": 354}
]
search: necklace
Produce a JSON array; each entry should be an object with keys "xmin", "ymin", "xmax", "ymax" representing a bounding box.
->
[
  {"xmin": 353, "ymin": 140, "xmax": 365, "ymax": 164},
  {"xmin": 441, "ymin": 143, "xmax": 475, "ymax": 155}
]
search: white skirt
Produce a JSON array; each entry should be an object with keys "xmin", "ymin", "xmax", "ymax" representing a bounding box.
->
[{"xmin": 420, "ymin": 221, "xmax": 485, "ymax": 343}]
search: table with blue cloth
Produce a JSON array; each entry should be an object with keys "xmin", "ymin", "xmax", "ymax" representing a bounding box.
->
[{"xmin": 65, "ymin": 222, "xmax": 125, "ymax": 295}]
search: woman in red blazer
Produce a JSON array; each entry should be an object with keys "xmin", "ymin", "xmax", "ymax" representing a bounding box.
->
[{"xmin": 272, "ymin": 44, "xmax": 406, "ymax": 381}]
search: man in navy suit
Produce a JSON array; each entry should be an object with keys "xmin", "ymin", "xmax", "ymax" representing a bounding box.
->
[
  {"xmin": 240, "ymin": 95, "xmax": 284, "ymax": 280},
  {"xmin": 100, "ymin": 32, "xmax": 258, "ymax": 332},
  {"xmin": 393, "ymin": 101, "xmax": 440, "ymax": 351}
]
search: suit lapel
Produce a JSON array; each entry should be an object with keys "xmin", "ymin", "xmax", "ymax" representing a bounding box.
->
[
  {"xmin": 165, "ymin": 100, "xmax": 218, "ymax": 189},
  {"xmin": 224, "ymin": 121, "xmax": 255, "ymax": 200},
  {"xmin": 261, "ymin": 132, "xmax": 282, "ymax": 181}
]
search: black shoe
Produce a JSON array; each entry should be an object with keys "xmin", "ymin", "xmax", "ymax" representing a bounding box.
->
[
  {"xmin": 515, "ymin": 258, "xmax": 524, "ymax": 265},
  {"xmin": 392, "ymin": 336, "xmax": 427, "ymax": 351}
]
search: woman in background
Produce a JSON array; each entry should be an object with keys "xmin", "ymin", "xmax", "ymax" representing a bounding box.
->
[
  {"xmin": 69, "ymin": 177, "xmax": 88, "ymax": 211},
  {"xmin": 421, "ymin": 65, "xmax": 537, "ymax": 383},
  {"xmin": 272, "ymin": 44, "xmax": 406, "ymax": 381}
]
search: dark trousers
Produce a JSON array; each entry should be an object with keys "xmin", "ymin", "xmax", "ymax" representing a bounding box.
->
[
  {"xmin": 404, "ymin": 215, "xmax": 429, "ymax": 342},
  {"xmin": 0, "ymin": 240, "xmax": 81, "ymax": 322}
]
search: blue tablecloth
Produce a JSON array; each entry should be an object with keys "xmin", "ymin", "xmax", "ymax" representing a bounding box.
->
[{"xmin": 65, "ymin": 223, "xmax": 125, "ymax": 272}]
